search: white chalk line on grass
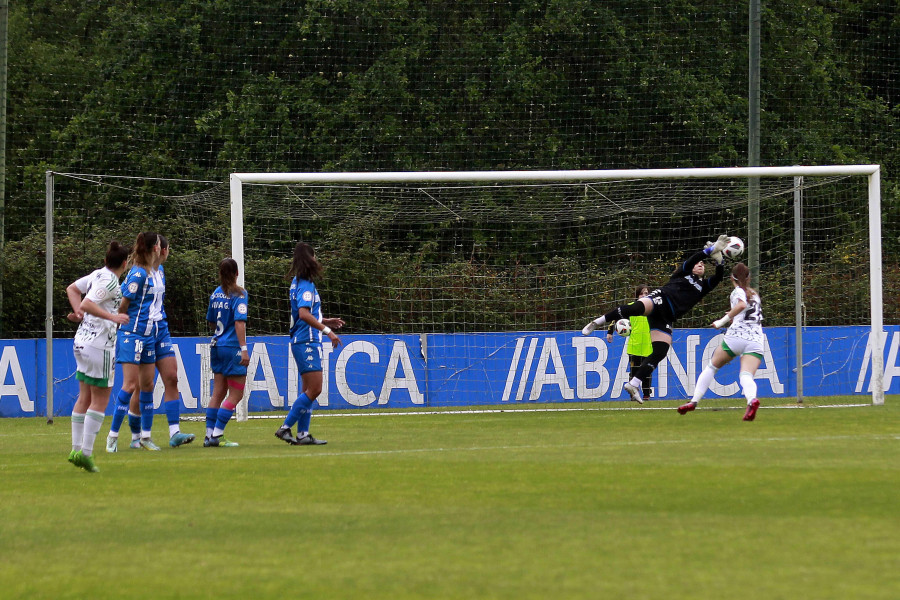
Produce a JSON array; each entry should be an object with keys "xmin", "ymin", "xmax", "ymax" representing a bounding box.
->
[{"xmin": 186, "ymin": 402, "xmax": 872, "ymax": 421}]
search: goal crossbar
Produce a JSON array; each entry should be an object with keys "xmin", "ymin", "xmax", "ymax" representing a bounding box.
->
[{"xmin": 231, "ymin": 165, "xmax": 880, "ymax": 185}]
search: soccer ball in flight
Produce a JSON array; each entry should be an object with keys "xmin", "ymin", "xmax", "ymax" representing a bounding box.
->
[
  {"xmin": 615, "ymin": 319, "xmax": 632, "ymax": 337},
  {"xmin": 724, "ymin": 236, "xmax": 745, "ymax": 260}
]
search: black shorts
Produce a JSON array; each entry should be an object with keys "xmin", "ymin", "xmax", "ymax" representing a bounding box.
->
[{"xmin": 645, "ymin": 289, "xmax": 675, "ymax": 335}]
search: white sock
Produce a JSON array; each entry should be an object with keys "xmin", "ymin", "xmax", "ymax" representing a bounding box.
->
[
  {"xmin": 691, "ymin": 364, "xmax": 719, "ymax": 404},
  {"xmin": 169, "ymin": 423, "xmax": 180, "ymax": 438},
  {"xmin": 206, "ymin": 427, "xmax": 214, "ymax": 439},
  {"xmin": 212, "ymin": 427, "xmax": 224, "ymax": 437},
  {"xmin": 108, "ymin": 431, "xmax": 119, "ymax": 439},
  {"xmin": 628, "ymin": 377, "xmax": 641, "ymax": 388},
  {"xmin": 71, "ymin": 412, "xmax": 85, "ymax": 451},
  {"xmin": 739, "ymin": 370, "xmax": 758, "ymax": 403},
  {"xmin": 82, "ymin": 410, "xmax": 104, "ymax": 457}
]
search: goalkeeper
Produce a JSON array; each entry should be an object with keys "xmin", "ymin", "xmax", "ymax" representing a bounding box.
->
[{"xmin": 582, "ymin": 235, "xmax": 729, "ymax": 404}]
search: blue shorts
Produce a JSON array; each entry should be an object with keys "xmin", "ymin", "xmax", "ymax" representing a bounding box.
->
[
  {"xmin": 210, "ymin": 344, "xmax": 247, "ymax": 377},
  {"xmin": 291, "ymin": 342, "xmax": 322, "ymax": 375},
  {"xmin": 154, "ymin": 321, "xmax": 176, "ymax": 360},
  {"xmin": 116, "ymin": 330, "xmax": 157, "ymax": 365}
]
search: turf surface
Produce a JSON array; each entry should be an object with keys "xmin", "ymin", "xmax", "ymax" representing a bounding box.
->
[{"xmin": 1, "ymin": 398, "xmax": 897, "ymax": 599}]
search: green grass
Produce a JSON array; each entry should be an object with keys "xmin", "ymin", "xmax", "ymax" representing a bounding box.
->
[{"xmin": 1, "ymin": 399, "xmax": 898, "ymax": 600}]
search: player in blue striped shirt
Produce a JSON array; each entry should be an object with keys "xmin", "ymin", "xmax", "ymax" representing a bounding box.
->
[
  {"xmin": 106, "ymin": 235, "xmax": 195, "ymax": 451},
  {"xmin": 275, "ymin": 242, "xmax": 344, "ymax": 446},
  {"xmin": 111, "ymin": 232, "xmax": 163, "ymax": 451},
  {"xmin": 147, "ymin": 236, "xmax": 194, "ymax": 448},
  {"xmin": 204, "ymin": 258, "xmax": 249, "ymax": 447}
]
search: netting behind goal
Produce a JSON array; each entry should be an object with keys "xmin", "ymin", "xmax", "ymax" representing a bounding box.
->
[
  {"xmin": 218, "ymin": 168, "xmax": 882, "ymax": 410},
  {"xmin": 42, "ymin": 168, "xmax": 884, "ymax": 416}
]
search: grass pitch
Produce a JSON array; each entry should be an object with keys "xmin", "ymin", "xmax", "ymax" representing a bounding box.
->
[{"xmin": 1, "ymin": 399, "xmax": 898, "ymax": 600}]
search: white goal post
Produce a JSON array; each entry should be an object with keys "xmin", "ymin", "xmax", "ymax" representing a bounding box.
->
[{"xmin": 228, "ymin": 165, "xmax": 885, "ymax": 418}]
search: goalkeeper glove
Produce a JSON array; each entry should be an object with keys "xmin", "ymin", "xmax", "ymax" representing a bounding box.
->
[
  {"xmin": 710, "ymin": 234, "xmax": 730, "ymax": 254},
  {"xmin": 711, "ymin": 250, "xmax": 724, "ymax": 265},
  {"xmin": 713, "ymin": 314, "xmax": 732, "ymax": 328}
]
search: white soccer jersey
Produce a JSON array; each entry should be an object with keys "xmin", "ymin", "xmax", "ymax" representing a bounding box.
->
[
  {"xmin": 73, "ymin": 267, "xmax": 123, "ymax": 349},
  {"xmin": 726, "ymin": 286, "xmax": 763, "ymax": 342}
]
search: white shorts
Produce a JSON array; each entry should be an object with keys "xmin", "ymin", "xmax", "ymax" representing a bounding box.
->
[
  {"xmin": 73, "ymin": 342, "xmax": 116, "ymax": 387},
  {"xmin": 722, "ymin": 335, "xmax": 764, "ymax": 358}
]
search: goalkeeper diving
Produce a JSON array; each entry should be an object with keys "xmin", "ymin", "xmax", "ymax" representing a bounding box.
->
[{"xmin": 581, "ymin": 235, "xmax": 730, "ymax": 404}]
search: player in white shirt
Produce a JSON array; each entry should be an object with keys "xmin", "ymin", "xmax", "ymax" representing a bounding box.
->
[
  {"xmin": 65, "ymin": 241, "xmax": 131, "ymax": 472},
  {"xmin": 678, "ymin": 262, "xmax": 764, "ymax": 421}
]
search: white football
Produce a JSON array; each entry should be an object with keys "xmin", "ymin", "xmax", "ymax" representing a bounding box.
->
[
  {"xmin": 724, "ymin": 236, "xmax": 745, "ymax": 260},
  {"xmin": 615, "ymin": 318, "xmax": 632, "ymax": 337}
]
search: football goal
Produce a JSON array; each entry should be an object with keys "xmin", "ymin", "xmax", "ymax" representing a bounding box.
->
[
  {"xmin": 42, "ymin": 166, "xmax": 885, "ymax": 421},
  {"xmin": 224, "ymin": 165, "xmax": 885, "ymax": 418}
]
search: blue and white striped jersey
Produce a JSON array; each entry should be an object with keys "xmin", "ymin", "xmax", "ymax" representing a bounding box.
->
[
  {"xmin": 148, "ymin": 265, "xmax": 167, "ymax": 323},
  {"xmin": 121, "ymin": 265, "xmax": 157, "ymax": 336}
]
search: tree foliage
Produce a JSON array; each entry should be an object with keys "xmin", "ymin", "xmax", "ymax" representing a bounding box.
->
[{"xmin": 2, "ymin": 1, "xmax": 899, "ymax": 336}]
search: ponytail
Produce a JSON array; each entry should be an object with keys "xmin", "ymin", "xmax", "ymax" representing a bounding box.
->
[
  {"xmin": 731, "ymin": 262, "xmax": 757, "ymax": 300},
  {"xmin": 105, "ymin": 241, "xmax": 131, "ymax": 270},
  {"xmin": 219, "ymin": 258, "xmax": 245, "ymax": 297},
  {"xmin": 128, "ymin": 232, "xmax": 160, "ymax": 268}
]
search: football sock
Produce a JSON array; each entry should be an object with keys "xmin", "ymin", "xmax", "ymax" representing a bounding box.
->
[
  {"xmin": 82, "ymin": 410, "xmax": 104, "ymax": 457},
  {"xmin": 128, "ymin": 411, "xmax": 141, "ymax": 438},
  {"xmin": 139, "ymin": 391, "xmax": 154, "ymax": 438},
  {"xmin": 739, "ymin": 370, "xmax": 758, "ymax": 403},
  {"xmin": 604, "ymin": 300, "xmax": 645, "ymax": 324},
  {"xmin": 165, "ymin": 399, "xmax": 181, "ymax": 435},
  {"xmin": 284, "ymin": 393, "xmax": 312, "ymax": 430},
  {"xmin": 691, "ymin": 364, "xmax": 720, "ymax": 404},
  {"xmin": 633, "ymin": 341, "xmax": 670, "ymax": 382},
  {"xmin": 213, "ymin": 400, "xmax": 236, "ymax": 437},
  {"xmin": 296, "ymin": 394, "xmax": 315, "ymax": 434},
  {"xmin": 205, "ymin": 407, "xmax": 218, "ymax": 438},
  {"xmin": 71, "ymin": 412, "xmax": 85, "ymax": 451},
  {"xmin": 109, "ymin": 389, "xmax": 131, "ymax": 434}
]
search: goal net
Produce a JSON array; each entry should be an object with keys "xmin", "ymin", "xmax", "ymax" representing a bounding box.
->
[{"xmin": 42, "ymin": 166, "xmax": 885, "ymax": 419}]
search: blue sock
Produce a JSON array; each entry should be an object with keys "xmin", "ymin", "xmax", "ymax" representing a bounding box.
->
[
  {"xmin": 109, "ymin": 389, "xmax": 131, "ymax": 433},
  {"xmin": 205, "ymin": 408, "xmax": 218, "ymax": 434},
  {"xmin": 283, "ymin": 393, "xmax": 310, "ymax": 429},
  {"xmin": 165, "ymin": 399, "xmax": 180, "ymax": 426},
  {"xmin": 285, "ymin": 394, "xmax": 314, "ymax": 432},
  {"xmin": 139, "ymin": 391, "xmax": 154, "ymax": 436},
  {"xmin": 215, "ymin": 407, "xmax": 234, "ymax": 433},
  {"xmin": 297, "ymin": 394, "xmax": 315, "ymax": 433}
]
